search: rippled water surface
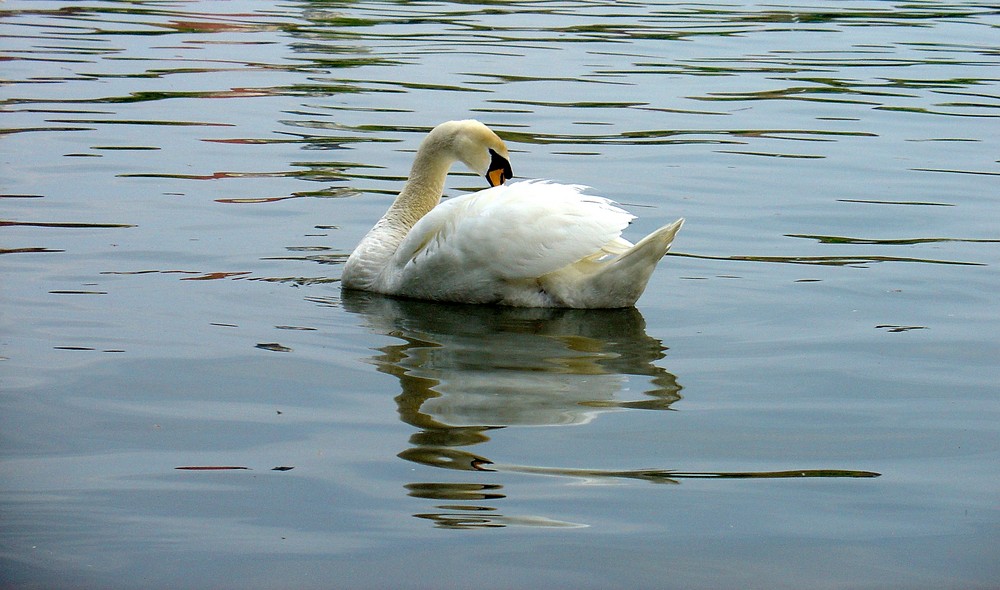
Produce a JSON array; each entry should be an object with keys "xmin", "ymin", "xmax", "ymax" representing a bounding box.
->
[{"xmin": 2, "ymin": 1, "xmax": 999, "ymax": 588}]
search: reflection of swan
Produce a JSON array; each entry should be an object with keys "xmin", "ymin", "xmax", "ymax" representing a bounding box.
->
[
  {"xmin": 342, "ymin": 290, "xmax": 682, "ymax": 432},
  {"xmin": 341, "ymin": 119, "xmax": 684, "ymax": 308},
  {"xmin": 340, "ymin": 291, "xmax": 877, "ymax": 530}
]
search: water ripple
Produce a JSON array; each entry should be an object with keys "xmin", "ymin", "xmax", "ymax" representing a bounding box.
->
[{"xmin": 3, "ymin": 2, "xmax": 999, "ymax": 586}]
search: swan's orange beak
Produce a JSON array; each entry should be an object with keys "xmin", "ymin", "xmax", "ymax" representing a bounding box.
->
[
  {"xmin": 487, "ymin": 168, "xmax": 505, "ymax": 187},
  {"xmin": 486, "ymin": 149, "xmax": 512, "ymax": 187}
]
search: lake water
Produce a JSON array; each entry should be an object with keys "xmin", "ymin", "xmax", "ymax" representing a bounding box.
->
[{"xmin": 2, "ymin": 1, "xmax": 998, "ymax": 588}]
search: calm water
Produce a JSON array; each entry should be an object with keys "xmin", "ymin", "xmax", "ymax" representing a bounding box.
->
[{"xmin": 2, "ymin": 1, "xmax": 999, "ymax": 588}]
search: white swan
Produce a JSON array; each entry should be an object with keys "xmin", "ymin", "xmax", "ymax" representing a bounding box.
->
[{"xmin": 341, "ymin": 120, "xmax": 683, "ymax": 308}]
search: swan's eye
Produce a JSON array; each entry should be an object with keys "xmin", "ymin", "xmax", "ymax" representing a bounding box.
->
[{"xmin": 487, "ymin": 148, "xmax": 513, "ymax": 187}]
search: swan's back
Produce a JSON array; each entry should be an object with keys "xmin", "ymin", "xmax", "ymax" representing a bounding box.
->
[
  {"xmin": 398, "ymin": 181, "xmax": 631, "ymax": 274},
  {"xmin": 370, "ymin": 180, "xmax": 678, "ymax": 307}
]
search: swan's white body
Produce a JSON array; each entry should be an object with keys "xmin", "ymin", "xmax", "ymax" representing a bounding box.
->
[{"xmin": 341, "ymin": 120, "xmax": 683, "ymax": 308}]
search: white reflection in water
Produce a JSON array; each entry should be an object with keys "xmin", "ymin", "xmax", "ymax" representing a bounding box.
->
[
  {"xmin": 344, "ymin": 290, "xmax": 678, "ymax": 528},
  {"xmin": 343, "ymin": 289, "xmax": 681, "ymax": 428}
]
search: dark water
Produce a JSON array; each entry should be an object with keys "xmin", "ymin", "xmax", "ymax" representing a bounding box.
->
[{"xmin": 2, "ymin": 1, "xmax": 999, "ymax": 588}]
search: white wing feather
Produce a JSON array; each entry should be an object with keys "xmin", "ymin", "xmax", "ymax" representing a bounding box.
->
[{"xmin": 393, "ymin": 180, "xmax": 634, "ymax": 281}]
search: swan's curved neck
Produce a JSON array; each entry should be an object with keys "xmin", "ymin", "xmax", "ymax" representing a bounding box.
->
[
  {"xmin": 342, "ymin": 120, "xmax": 504, "ymax": 293},
  {"xmin": 384, "ymin": 138, "xmax": 455, "ymax": 229},
  {"xmin": 344, "ymin": 133, "xmax": 458, "ymax": 291}
]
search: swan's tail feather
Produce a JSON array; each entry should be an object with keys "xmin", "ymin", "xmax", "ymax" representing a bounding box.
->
[
  {"xmin": 539, "ymin": 218, "xmax": 683, "ymax": 308},
  {"xmin": 619, "ymin": 218, "xmax": 684, "ymax": 267},
  {"xmin": 584, "ymin": 218, "xmax": 683, "ymax": 307}
]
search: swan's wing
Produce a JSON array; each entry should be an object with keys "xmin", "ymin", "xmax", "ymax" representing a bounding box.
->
[{"xmin": 395, "ymin": 180, "xmax": 634, "ymax": 280}]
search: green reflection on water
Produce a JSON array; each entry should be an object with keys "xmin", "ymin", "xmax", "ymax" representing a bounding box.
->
[{"xmin": 341, "ymin": 291, "xmax": 880, "ymax": 529}]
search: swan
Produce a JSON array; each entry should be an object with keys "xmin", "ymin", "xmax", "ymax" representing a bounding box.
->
[{"xmin": 340, "ymin": 120, "xmax": 684, "ymax": 308}]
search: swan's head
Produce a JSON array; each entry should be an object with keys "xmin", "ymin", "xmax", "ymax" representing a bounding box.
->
[{"xmin": 431, "ymin": 120, "xmax": 513, "ymax": 187}]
